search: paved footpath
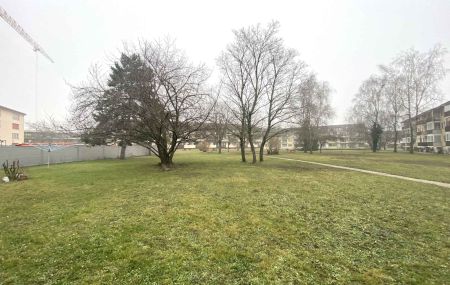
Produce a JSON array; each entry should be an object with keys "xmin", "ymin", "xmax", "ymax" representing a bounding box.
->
[{"xmin": 269, "ymin": 156, "xmax": 450, "ymax": 189}]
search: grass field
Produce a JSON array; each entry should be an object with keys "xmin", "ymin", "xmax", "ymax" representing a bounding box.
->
[
  {"xmin": 279, "ymin": 150, "xmax": 450, "ymax": 183},
  {"xmin": 0, "ymin": 152, "xmax": 449, "ymax": 284}
]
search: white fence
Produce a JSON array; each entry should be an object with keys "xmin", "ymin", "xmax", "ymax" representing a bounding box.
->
[{"xmin": 0, "ymin": 145, "xmax": 150, "ymax": 167}]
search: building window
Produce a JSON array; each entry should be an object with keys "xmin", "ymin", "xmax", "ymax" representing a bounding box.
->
[
  {"xmin": 12, "ymin": 133, "xmax": 19, "ymax": 140},
  {"xmin": 444, "ymin": 104, "xmax": 450, "ymax": 113},
  {"xmin": 446, "ymin": 132, "xmax": 450, "ymax": 142},
  {"xmin": 426, "ymin": 122, "xmax": 434, "ymax": 131},
  {"xmin": 435, "ymin": 135, "xmax": 441, "ymax": 143},
  {"xmin": 12, "ymin": 114, "xmax": 20, "ymax": 121},
  {"xmin": 12, "ymin": 123, "xmax": 19, "ymax": 130},
  {"xmin": 416, "ymin": 124, "xmax": 426, "ymax": 133},
  {"xmin": 426, "ymin": 134, "xmax": 434, "ymax": 143}
]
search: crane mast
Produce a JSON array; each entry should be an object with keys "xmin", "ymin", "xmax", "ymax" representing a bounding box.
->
[{"xmin": 0, "ymin": 5, "xmax": 54, "ymax": 122}]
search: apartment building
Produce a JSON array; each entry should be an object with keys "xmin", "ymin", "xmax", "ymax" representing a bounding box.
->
[
  {"xmin": 0, "ymin": 105, "xmax": 25, "ymax": 146},
  {"xmin": 401, "ymin": 101, "xmax": 450, "ymax": 153},
  {"xmin": 275, "ymin": 124, "xmax": 369, "ymax": 151},
  {"xmin": 319, "ymin": 124, "xmax": 368, "ymax": 149}
]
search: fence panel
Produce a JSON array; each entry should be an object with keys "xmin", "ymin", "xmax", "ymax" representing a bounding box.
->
[{"xmin": 0, "ymin": 145, "xmax": 150, "ymax": 167}]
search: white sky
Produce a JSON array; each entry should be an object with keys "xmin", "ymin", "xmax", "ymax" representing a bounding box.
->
[{"xmin": 1, "ymin": 0, "xmax": 449, "ymax": 127}]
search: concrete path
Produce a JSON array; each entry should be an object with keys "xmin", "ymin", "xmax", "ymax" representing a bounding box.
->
[{"xmin": 269, "ymin": 156, "xmax": 450, "ymax": 189}]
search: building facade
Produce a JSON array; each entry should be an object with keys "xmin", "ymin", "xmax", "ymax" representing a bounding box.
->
[
  {"xmin": 0, "ymin": 105, "xmax": 25, "ymax": 146},
  {"xmin": 23, "ymin": 130, "xmax": 81, "ymax": 145},
  {"xmin": 319, "ymin": 124, "xmax": 368, "ymax": 149},
  {"xmin": 401, "ymin": 101, "xmax": 450, "ymax": 153}
]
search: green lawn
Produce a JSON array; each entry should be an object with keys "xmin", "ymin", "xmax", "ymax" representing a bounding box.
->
[
  {"xmin": 0, "ymin": 152, "xmax": 449, "ymax": 284},
  {"xmin": 278, "ymin": 150, "xmax": 450, "ymax": 183}
]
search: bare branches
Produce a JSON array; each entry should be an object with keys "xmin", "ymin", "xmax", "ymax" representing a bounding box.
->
[
  {"xmin": 350, "ymin": 44, "xmax": 447, "ymax": 153},
  {"xmin": 70, "ymin": 39, "xmax": 212, "ymax": 168},
  {"xmin": 219, "ymin": 21, "xmax": 308, "ymax": 162}
]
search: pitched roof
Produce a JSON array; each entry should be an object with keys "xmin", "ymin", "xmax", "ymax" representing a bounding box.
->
[{"xmin": 0, "ymin": 105, "xmax": 26, "ymax": 115}]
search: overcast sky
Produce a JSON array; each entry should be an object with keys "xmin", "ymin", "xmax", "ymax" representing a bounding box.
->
[{"xmin": 1, "ymin": 0, "xmax": 449, "ymax": 126}]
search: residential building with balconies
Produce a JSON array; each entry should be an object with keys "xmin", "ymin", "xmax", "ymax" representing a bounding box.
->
[{"xmin": 401, "ymin": 101, "xmax": 450, "ymax": 153}]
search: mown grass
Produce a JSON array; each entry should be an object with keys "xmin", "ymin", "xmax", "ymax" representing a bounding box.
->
[
  {"xmin": 279, "ymin": 150, "xmax": 450, "ymax": 183},
  {"xmin": 0, "ymin": 152, "xmax": 449, "ymax": 284}
]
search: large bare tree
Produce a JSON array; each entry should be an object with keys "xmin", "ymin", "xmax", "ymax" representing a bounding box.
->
[
  {"xmin": 72, "ymin": 39, "xmax": 213, "ymax": 169},
  {"xmin": 258, "ymin": 39, "xmax": 306, "ymax": 161},
  {"xmin": 393, "ymin": 45, "xmax": 447, "ymax": 153},
  {"xmin": 351, "ymin": 74, "xmax": 387, "ymax": 152},
  {"xmin": 380, "ymin": 64, "xmax": 404, "ymax": 152},
  {"xmin": 296, "ymin": 74, "xmax": 333, "ymax": 153},
  {"xmin": 132, "ymin": 39, "xmax": 213, "ymax": 169},
  {"xmin": 217, "ymin": 28, "xmax": 251, "ymax": 162},
  {"xmin": 219, "ymin": 21, "xmax": 307, "ymax": 163}
]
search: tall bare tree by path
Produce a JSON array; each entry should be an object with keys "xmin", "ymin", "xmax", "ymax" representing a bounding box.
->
[
  {"xmin": 217, "ymin": 26, "xmax": 251, "ymax": 162},
  {"xmin": 296, "ymin": 74, "xmax": 334, "ymax": 154},
  {"xmin": 297, "ymin": 75, "xmax": 315, "ymax": 153},
  {"xmin": 351, "ymin": 74, "xmax": 387, "ymax": 152},
  {"xmin": 311, "ymin": 81, "xmax": 334, "ymax": 152},
  {"xmin": 393, "ymin": 45, "xmax": 447, "ymax": 153},
  {"xmin": 380, "ymin": 64, "xmax": 404, "ymax": 152},
  {"xmin": 219, "ymin": 21, "xmax": 307, "ymax": 163},
  {"xmin": 239, "ymin": 22, "xmax": 280, "ymax": 163},
  {"xmin": 258, "ymin": 37, "xmax": 306, "ymax": 162}
]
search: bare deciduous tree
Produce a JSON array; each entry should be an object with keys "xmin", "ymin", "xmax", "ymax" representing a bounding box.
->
[
  {"xmin": 72, "ymin": 39, "xmax": 213, "ymax": 169},
  {"xmin": 219, "ymin": 21, "xmax": 307, "ymax": 163},
  {"xmin": 258, "ymin": 40, "xmax": 306, "ymax": 161},
  {"xmin": 351, "ymin": 74, "xmax": 387, "ymax": 152},
  {"xmin": 393, "ymin": 45, "xmax": 447, "ymax": 153},
  {"xmin": 296, "ymin": 74, "xmax": 333, "ymax": 153},
  {"xmin": 380, "ymin": 64, "xmax": 404, "ymax": 152},
  {"xmin": 134, "ymin": 39, "xmax": 213, "ymax": 169},
  {"xmin": 218, "ymin": 27, "xmax": 251, "ymax": 162}
]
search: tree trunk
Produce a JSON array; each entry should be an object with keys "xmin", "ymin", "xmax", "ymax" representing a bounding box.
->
[
  {"xmin": 259, "ymin": 141, "xmax": 266, "ymax": 162},
  {"xmin": 159, "ymin": 153, "xmax": 173, "ymax": 170},
  {"xmin": 119, "ymin": 144, "xmax": 127, "ymax": 160},
  {"xmin": 218, "ymin": 140, "xmax": 222, "ymax": 154},
  {"xmin": 156, "ymin": 140, "xmax": 173, "ymax": 170},
  {"xmin": 393, "ymin": 126, "xmax": 398, "ymax": 153},
  {"xmin": 372, "ymin": 136, "xmax": 377, "ymax": 153},
  {"xmin": 409, "ymin": 116, "xmax": 414, "ymax": 154},
  {"xmin": 249, "ymin": 138, "xmax": 257, "ymax": 164},
  {"xmin": 308, "ymin": 126, "xmax": 313, "ymax": 154},
  {"xmin": 259, "ymin": 132, "xmax": 270, "ymax": 162},
  {"xmin": 239, "ymin": 137, "xmax": 246, "ymax": 162},
  {"xmin": 247, "ymin": 127, "xmax": 257, "ymax": 164}
]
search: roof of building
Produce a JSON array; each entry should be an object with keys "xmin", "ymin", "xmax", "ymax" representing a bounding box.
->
[
  {"xmin": 0, "ymin": 105, "xmax": 26, "ymax": 115},
  {"xmin": 401, "ymin": 100, "xmax": 450, "ymax": 124}
]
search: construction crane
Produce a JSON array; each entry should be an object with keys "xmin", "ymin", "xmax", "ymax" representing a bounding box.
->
[
  {"xmin": 0, "ymin": 6, "xmax": 54, "ymax": 62},
  {"xmin": 0, "ymin": 5, "xmax": 54, "ymax": 122}
]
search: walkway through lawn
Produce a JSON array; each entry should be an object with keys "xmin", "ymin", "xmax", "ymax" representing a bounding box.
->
[{"xmin": 269, "ymin": 156, "xmax": 450, "ymax": 189}]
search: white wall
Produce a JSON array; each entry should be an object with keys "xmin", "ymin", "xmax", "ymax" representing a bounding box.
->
[{"xmin": 0, "ymin": 145, "xmax": 150, "ymax": 167}]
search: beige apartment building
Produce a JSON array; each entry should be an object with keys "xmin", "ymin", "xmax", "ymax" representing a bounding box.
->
[{"xmin": 0, "ymin": 105, "xmax": 25, "ymax": 145}]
